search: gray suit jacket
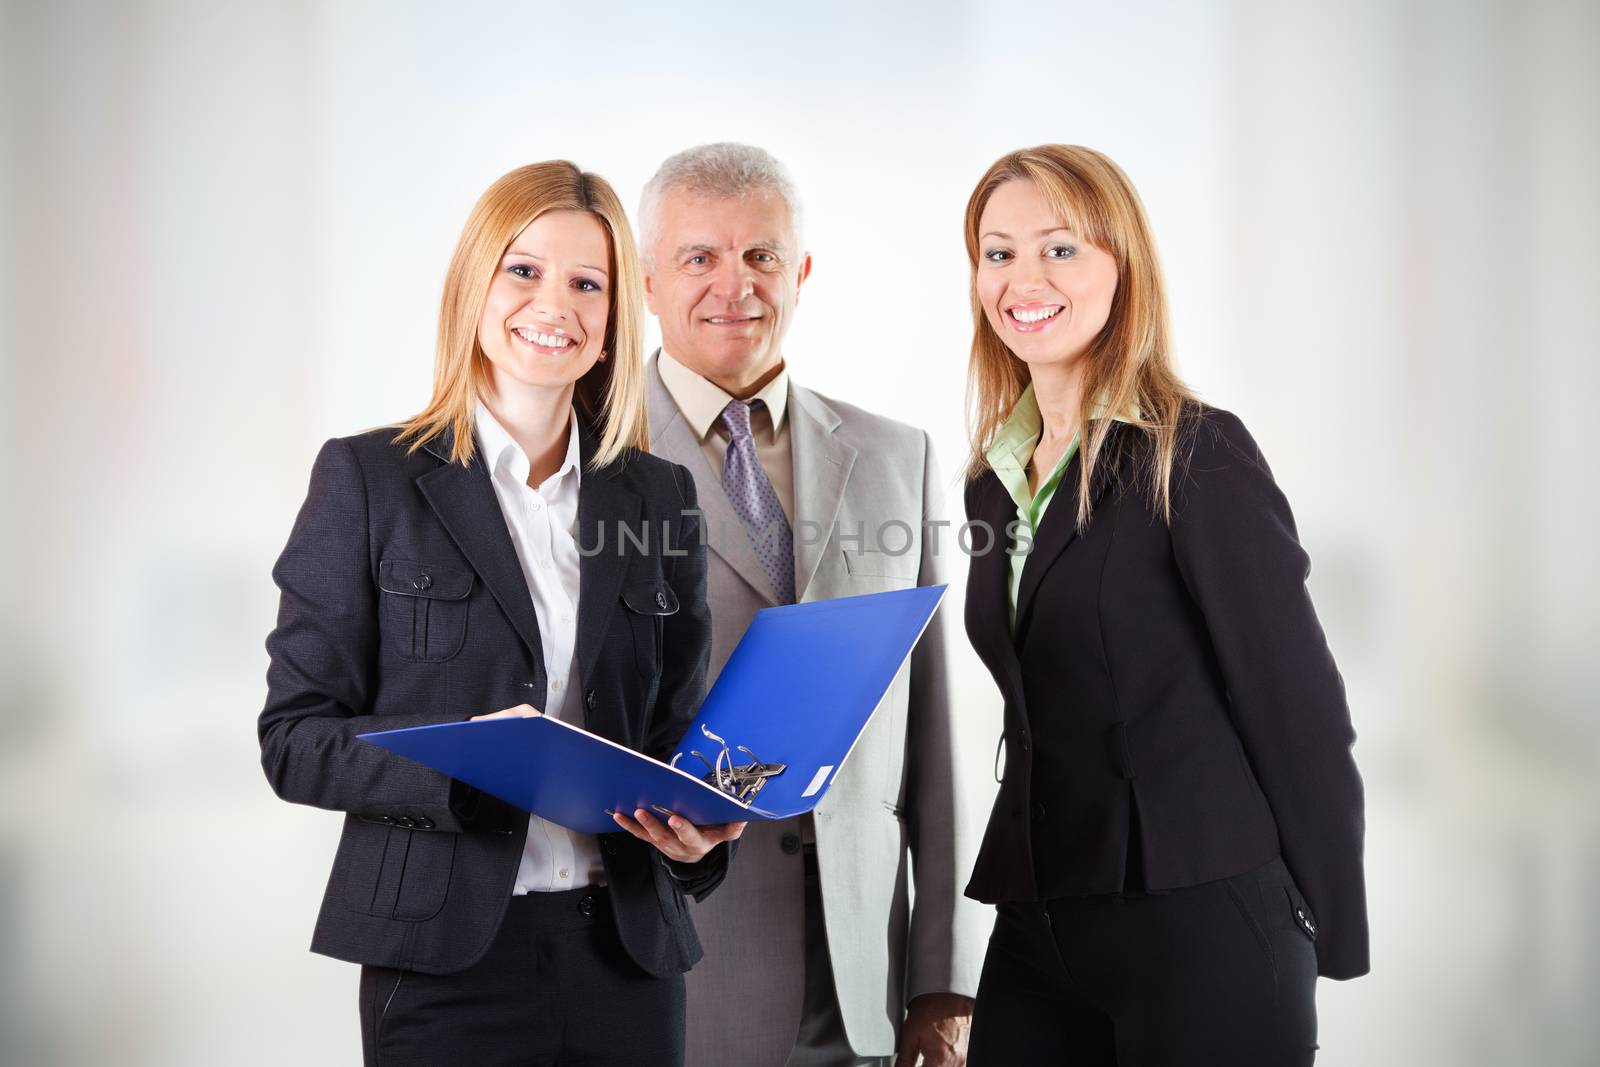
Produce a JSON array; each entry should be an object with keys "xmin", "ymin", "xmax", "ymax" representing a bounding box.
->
[{"xmin": 647, "ymin": 357, "xmax": 987, "ymax": 1062}]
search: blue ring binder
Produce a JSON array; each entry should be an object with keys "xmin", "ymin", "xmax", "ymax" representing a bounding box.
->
[{"xmin": 358, "ymin": 585, "xmax": 947, "ymax": 833}]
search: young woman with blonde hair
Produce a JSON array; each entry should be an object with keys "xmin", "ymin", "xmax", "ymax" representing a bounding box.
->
[
  {"xmin": 260, "ymin": 160, "xmax": 744, "ymax": 1065},
  {"xmin": 958, "ymin": 145, "xmax": 1368, "ymax": 1065}
]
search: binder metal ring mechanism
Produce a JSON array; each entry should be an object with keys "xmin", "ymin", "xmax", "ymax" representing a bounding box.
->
[{"xmin": 670, "ymin": 723, "xmax": 787, "ymax": 804}]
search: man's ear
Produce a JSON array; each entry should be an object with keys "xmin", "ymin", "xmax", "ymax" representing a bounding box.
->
[
  {"xmin": 643, "ymin": 268, "xmax": 658, "ymax": 315},
  {"xmin": 793, "ymin": 252, "xmax": 813, "ymax": 304}
]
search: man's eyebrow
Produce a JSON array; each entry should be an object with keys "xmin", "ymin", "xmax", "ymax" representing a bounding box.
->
[
  {"xmin": 672, "ymin": 240, "xmax": 790, "ymax": 259},
  {"xmin": 502, "ymin": 249, "xmax": 609, "ymax": 275}
]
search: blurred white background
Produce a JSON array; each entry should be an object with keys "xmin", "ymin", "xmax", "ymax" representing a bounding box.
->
[{"xmin": 3, "ymin": 0, "xmax": 1597, "ymax": 1063}]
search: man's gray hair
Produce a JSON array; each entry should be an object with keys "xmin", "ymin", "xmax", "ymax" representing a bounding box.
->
[{"xmin": 637, "ymin": 142, "xmax": 804, "ymax": 269}]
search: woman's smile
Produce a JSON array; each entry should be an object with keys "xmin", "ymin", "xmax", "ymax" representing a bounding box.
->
[
  {"xmin": 1005, "ymin": 302, "xmax": 1065, "ymax": 332},
  {"xmin": 511, "ymin": 324, "xmax": 579, "ymax": 355}
]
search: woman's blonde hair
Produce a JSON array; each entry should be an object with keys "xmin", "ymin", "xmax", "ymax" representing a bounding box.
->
[
  {"xmin": 964, "ymin": 145, "xmax": 1194, "ymax": 525},
  {"xmin": 395, "ymin": 160, "xmax": 648, "ymax": 468}
]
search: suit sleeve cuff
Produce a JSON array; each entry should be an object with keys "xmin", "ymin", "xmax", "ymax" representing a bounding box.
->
[{"xmin": 663, "ymin": 839, "xmax": 733, "ymax": 901}]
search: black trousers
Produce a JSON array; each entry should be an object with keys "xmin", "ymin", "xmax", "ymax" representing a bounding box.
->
[
  {"xmin": 968, "ymin": 857, "xmax": 1319, "ymax": 1067},
  {"xmin": 358, "ymin": 887, "xmax": 685, "ymax": 1067}
]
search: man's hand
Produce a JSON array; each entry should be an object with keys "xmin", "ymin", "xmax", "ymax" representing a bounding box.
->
[
  {"xmin": 895, "ymin": 992, "xmax": 974, "ymax": 1067},
  {"xmin": 611, "ymin": 807, "xmax": 747, "ymax": 864}
]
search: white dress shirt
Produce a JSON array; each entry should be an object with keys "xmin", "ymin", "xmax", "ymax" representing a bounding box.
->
[{"xmin": 475, "ymin": 401, "xmax": 605, "ymax": 893}]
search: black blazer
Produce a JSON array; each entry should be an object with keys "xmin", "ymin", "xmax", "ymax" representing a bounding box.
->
[
  {"xmin": 963, "ymin": 406, "xmax": 1368, "ymax": 980},
  {"xmin": 259, "ymin": 417, "xmax": 725, "ymax": 978}
]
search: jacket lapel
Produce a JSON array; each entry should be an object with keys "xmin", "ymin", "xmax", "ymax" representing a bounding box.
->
[
  {"xmin": 573, "ymin": 422, "xmax": 641, "ymax": 696},
  {"xmin": 968, "ymin": 471, "xmax": 1019, "ymax": 666},
  {"xmin": 645, "ymin": 354, "xmax": 781, "ymax": 607},
  {"xmin": 1012, "ymin": 425, "xmax": 1124, "ymax": 640},
  {"xmin": 789, "ymin": 385, "xmax": 857, "ymax": 603},
  {"xmin": 416, "ymin": 431, "xmax": 547, "ymax": 678},
  {"xmin": 967, "ymin": 471, "xmax": 1031, "ymax": 725}
]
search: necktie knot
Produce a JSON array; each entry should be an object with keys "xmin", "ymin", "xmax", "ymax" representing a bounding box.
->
[{"xmin": 719, "ymin": 399, "xmax": 761, "ymax": 443}]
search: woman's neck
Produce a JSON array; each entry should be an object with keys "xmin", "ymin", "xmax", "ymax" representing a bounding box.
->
[
  {"xmin": 1029, "ymin": 359, "xmax": 1085, "ymax": 446},
  {"xmin": 482, "ymin": 380, "xmax": 576, "ymax": 488}
]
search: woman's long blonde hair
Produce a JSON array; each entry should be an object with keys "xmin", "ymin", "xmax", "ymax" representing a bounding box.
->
[
  {"xmin": 964, "ymin": 145, "xmax": 1194, "ymax": 525},
  {"xmin": 395, "ymin": 160, "xmax": 648, "ymax": 468}
]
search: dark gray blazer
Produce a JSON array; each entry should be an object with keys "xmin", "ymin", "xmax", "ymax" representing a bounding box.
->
[{"xmin": 259, "ymin": 417, "xmax": 724, "ymax": 978}]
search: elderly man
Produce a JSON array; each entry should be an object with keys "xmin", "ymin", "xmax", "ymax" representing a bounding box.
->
[{"xmin": 637, "ymin": 142, "xmax": 986, "ymax": 1067}]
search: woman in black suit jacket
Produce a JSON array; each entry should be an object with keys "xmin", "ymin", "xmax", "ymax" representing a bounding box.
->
[
  {"xmin": 259, "ymin": 161, "xmax": 744, "ymax": 1066},
  {"xmin": 958, "ymin": 146, "xmax": 1368, "ymax": 1066}
]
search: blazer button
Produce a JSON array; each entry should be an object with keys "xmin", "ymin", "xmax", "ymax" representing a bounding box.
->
[
  {"xmin": 415, "ymin": 817, "xmax": 435, "ymax": 830},
  {"xmin": 1033, "ymin": 802, "xmax": 1047, "ymax": 821},
  {"xmin": 412, "ymin": 574, "xmax": 432, "ymax": 591},
  {"xmin": 780, "ymin": 833, "xmax": 802, "ymax": 855},
  {"xmin": 655, "ymin": 591, "xmax": 668, "ymax": 609},
  {"xmin": 577, "ymin": 894, "xmax": 597, "ymax": 918},
  {"xmin": 585, "ymin": 690, "xmax": 596, "ymax": 712},
  {"xmin": 602, "ymin": 837, "xmax": 618, "ymax": 857}
]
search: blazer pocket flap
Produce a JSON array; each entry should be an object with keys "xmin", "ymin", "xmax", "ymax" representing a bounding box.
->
[
  {"xmin": 378, "ymin": 559, "xmax": 474, "ymax": 600},
  {"xmin": 621, "ymin": 578, "xmax": 679, "ymax": 616}
]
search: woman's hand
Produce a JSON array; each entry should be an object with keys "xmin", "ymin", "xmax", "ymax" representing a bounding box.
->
[
  {"xmin": 611, "ymin": 808, "xmax": 747, "ymax": 864},
  {"xmin": 469, "ymin": 703, "xmax": 543, "ymax": 721},
  {"xmin": 467, "ymin": 707, "xmax": 744, "ymax": 862}
]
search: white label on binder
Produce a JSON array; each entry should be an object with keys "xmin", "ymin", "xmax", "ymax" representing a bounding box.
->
[{"xmin": 802, "ymin": 765, "xmax": 833, "ymax": 798}]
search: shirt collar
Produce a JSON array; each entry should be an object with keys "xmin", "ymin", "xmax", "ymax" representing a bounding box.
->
[
  {"xmin": 657, "ymin": 348, "xmax": 789, "ymax": 441},
  {"xmin": 985, "ymin": 383, "xmax": 1142, "ymax": 471},
  {"xmin": 475, "ymin": 400, "xmax": 582, "ymax": 492},
  {"xmin": 985, "ymin": 384, "xmax": 1045, "ymax": 479},
  {"xmin": 985, "ymin": 383, "xmax": 1142, "ymax": 505}
]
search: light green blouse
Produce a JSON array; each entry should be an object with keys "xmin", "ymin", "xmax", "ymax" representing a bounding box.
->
[{"xmin": 984, "ymin": 385, "xmax": 1080, "ymax": 632}]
